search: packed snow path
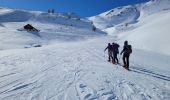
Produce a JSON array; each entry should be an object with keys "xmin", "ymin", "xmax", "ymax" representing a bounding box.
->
[{"xmin": 0, "ymin": 37, "xmax": 170, "ymax": 100}]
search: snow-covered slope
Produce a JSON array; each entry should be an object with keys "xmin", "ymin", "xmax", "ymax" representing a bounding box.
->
[
  {"xmin": 89, "ymin": 0, "xmax": 170, "ymax": 31},
  {"xmin": 0, "ymin": 37, "xmax": 170, "ymax": 100},
  {"xmin": 0, "ymin": 3, "xmax": 170, "ymax": 100},
  {"xmin": 89, "ymin": 0, "xmax": 170, "ymax": 55},
  {"xmin": 89, "ymin": 6, "xmax": 140, "ymax": 30},
  {"xmin": 138, "ymin": 0, "xmax": 170, "ymax": 18},
  {"xmin": 0, "ymin": 8, "xmax": 88, "ymax": 27},
  {"xmin": 0, "ymin": 8, "xmax": 104, "ymax": 50},
  {"xmin": 117, "ymin": 10, "xmax": 170, "ymax": 55}
]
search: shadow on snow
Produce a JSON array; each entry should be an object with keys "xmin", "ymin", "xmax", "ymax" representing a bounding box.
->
[{"xmin": 130, "ymin": 66, "xmax": 170, "ymax": 82}]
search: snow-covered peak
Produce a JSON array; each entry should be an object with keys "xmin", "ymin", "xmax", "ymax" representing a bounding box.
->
[
  {"xmin": 0, "ymin": 7, "xmax": 13, "ymax": 15},
  {"xmin": 0, "ymin": 8, "xmax": 34, "ymax": 22},
  {"xmin": 89, "ymin": 0, "xmax": 170, "ymax": 30},
  {"xmin": 89, "ymin": 0, "xmax": 170, "ymax": 55},
  {"xmin": 0, "ymin": 7, "xmax": 91, "ymax": 28},
  {"xmin": 0, "ymin": 3, "xmax": 170, "ymax": 100},
  {"xmin": 118, "ymin": 10, "xmax": 170, "ymax": 55},
  {"xmin": 139, "ymin": 0, "xmax": 170, "ymax": 18},
  {"xmin": 89, "ymin": 5, "xmax": 140, "ymax": 30},
  {"xmin": 0, "ymin": 7, "xmax": 105, "ymax": 50}
]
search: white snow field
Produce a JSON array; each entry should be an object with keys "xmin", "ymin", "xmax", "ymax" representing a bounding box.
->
[
  {"xmin": 89, "ymin": 0, "xmax": 170, "ymax": 30},
  {"xmin": 118, "ymin": 10, "xmax": 170, "ymax": 55},
  {"xmin": 0, "ymin": 7, "xmax": 103, "ymax": 50},
  {"xmin": 0, "ymin": 0, "xmax": 170, "ymax": 100},
  {"xmin": 0, "ymin": 37, "xmax": 170, "ymax": 100},
  {"xmin": 90, "ymin": 0, "xmax": 170, "ymax": 55}
]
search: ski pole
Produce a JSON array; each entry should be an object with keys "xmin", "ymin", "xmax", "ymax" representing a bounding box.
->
[{"xmin": 104, "ymin": 51, "xmax": 106, "ymax": 60}]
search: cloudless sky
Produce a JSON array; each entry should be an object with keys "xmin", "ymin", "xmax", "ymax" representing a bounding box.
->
[{"xmin": 0, "ymin": 0, "xmax": 149, "ymax": 17}]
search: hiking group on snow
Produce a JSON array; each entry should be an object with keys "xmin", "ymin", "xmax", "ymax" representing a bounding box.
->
[{"xmin": 105, "ymin": 41, "xmax": 132, "ymax": 70}]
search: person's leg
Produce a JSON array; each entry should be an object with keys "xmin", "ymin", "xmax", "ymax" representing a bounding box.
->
[
  {"xmin": 108, "ymin": 51, "xmax": 112, "ymax": 62},
  {"xmin": 112, "ymin": 52, "xmax": 114, "ymax": 63},
  {"xmin": 113, "ymin": 53, "xmax": 117, "ymax": 63},
  {"xmin": 112, "ymin": 56, "xmax": 114, "ymax": 63},
  {"xmin": 111, "ymin": 52, "xmax": 114, "ymax": 63},
  {"xmin": 115, "ymin": 53, "xmax": 119, "ymax": 63},
  {"xmin": 126, "ymin": 55, "xmax": 130, "ymax": 69},
  {"xmin": 123, "ymin": 54, "xmax": 126, "ymax": 66},
  {"xmin": 108, "ymin": 52, "xmax": 110, "ymax": 61},
  {"xmin": 111, "ymin": 53, "xmax": 114, "ymax": 62}
]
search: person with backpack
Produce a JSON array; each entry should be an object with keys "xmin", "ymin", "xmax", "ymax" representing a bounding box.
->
[
  {"xmin": 104, "ymin": 43, "xmax": 113, "ymax": 62},
  {"xmin": 112, "ymin": 42, "xmax": 120, "ymax": 64},
  {"xmin": 120, "ymin": 41, "xmax": 132, "ymax": 70}
]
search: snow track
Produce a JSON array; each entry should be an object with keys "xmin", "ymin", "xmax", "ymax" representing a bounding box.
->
[
  {"xmin": 0, "ymin": 37, "xmax": 170, "ymax": 100},
  {"xmin": 1, "ymin": 2, "xmax": 170, "ymax": 99}
]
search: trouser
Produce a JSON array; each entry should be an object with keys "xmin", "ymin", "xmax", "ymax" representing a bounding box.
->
[
  {"xmin": 113, "ymin": 53, "xmax": 119, "ymax": 63},
  {"xmin": 123, "ymin": 54, "xmax": 130, "ymax": 69},
  {"xmin": 108, "ymin": 51, "xmax": 113, "ymax": 61}
]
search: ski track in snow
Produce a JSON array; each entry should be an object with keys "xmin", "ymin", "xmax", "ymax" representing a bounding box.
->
[
  {"xmin": 0, "ymin": 5, "xmax": 170, "ymax": 99},
  {"xmin": 0, "ymin": 37, "xmax": 169, "ymax": 100}
]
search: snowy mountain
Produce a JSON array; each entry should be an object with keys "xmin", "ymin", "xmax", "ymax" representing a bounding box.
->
[
  {"xmin": 89, "ymin": 0, "xmax": 170, "ymax": 55},
  {"xmin": 0, "ymin": 1, "xmax": 170, "ymax": 100},
  {"xmin": 0, "ymin": 7, "xmax": 104, "ymax": 50},
  {"xmin": 89, "ymin": 0, "xmax": 170, "ymax": 30},
  {"xmin": 118, "ymin": 10, "xmax": 170, "ymax": 55}
]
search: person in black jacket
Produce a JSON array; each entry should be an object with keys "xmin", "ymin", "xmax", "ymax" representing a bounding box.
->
[
  {"xmin": 112, "ymin": 42, "xmax": 120, "ymax": 64},
  {"xmin": 121, "ymin": 41, "xmax": 132, "ymax": 70},
  {"xmin": 105, "ymin": 43, "xmax": 113, "ymax": 62}
]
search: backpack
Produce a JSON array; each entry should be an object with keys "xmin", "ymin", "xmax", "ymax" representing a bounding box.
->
[
  {"xmin": 108, "ymin": 45, "xmax": 113, "ymax": 51},
  {"xmin": 125, "ymin": 45, "xmax": 132, "ymax": 54},
  {"xmin": 113, "ymin": 43, "xmax": 119, "ymax": 53}
]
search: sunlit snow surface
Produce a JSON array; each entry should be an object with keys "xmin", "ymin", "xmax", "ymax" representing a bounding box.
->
[
  {"xmin": 0, "ymin": 0, "xmax": 170, "ymax": 99},
  {"xmin": 90, "ymin": 0, "xmax": 170, "ymax": 55}
]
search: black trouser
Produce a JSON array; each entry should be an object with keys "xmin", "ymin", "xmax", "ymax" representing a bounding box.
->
[
  {"xmin": 123, "ymin": 54, "xmax": 130, "ymax": 68},
  {"xmin": 113, "ymin": 52, "xmax": 119, "ymax": 63},
  {"xmin": 108, "ymin": 50, "xmax": 113, "ymax": 61}
]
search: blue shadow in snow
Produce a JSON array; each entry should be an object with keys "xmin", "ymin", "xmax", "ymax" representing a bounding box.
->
[
  {"xmin": 130, "ymin": 66, "xmax": 170, "ymax": 82},
  {"xmin": 28, "ymin": 31, "xmax": 41, "ymax": 37}
]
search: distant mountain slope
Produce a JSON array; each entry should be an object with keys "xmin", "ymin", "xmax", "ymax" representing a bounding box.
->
[
  {"xmin": 118, "ymin": 10, "xmax": 170, "ymax": 55},
  {"xmin": 0, "ymin": 8, "xmax": 93, "ymax": 29},
  {"xmin": 89, "ymin": 5, "xmax": 140, "ymax": 30},
  {"xmin": 89, "ymin": 0, "xmax": 170, "ymax": 32},
  {"xmin": 0, "ymin": 8, "xmax": 105, "ymax": 50},
  {"xmin": 89, "ymin": 0, "xmax": 170, "ymax": 55},
  {"xmin": 0, "ymin": 3, "xmax": 170, "ymax": 100}
]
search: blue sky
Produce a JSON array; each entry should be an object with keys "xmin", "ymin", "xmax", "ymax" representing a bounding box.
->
[{"xmin": 0, "ymin": 0, "xmax": 148, "ymax": 17}]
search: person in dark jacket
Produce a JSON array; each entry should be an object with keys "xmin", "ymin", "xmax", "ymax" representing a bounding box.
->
[
  {"xmin": 120, "ymin": 41, "xmax": 132, "ymax": 70},
  {"xmin": 105, "ymin": 43, "xmax": 113, "ymax": 62},
  {"xmin": 112, "ymin": 42, "xmax": 120, "ymax": 64}
]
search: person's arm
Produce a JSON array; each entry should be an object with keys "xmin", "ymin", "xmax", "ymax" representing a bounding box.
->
[
  {"xmin": 120, "ymin": 46, "xmax": 125, "ymax": 55},
  {"xmin": 104, "ymin": 46, "xmax": 108, "ymax": 51}
]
